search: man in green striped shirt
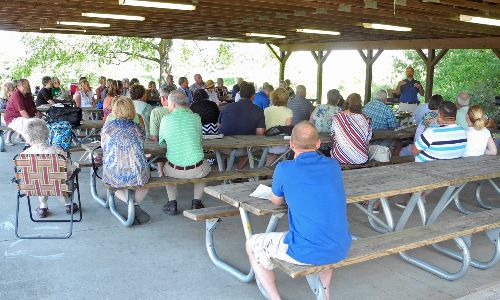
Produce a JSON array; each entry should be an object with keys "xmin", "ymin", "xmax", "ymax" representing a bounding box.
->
[{"xmin": 159, "ymin": 90, "xmax": 210, "ymax": 215}]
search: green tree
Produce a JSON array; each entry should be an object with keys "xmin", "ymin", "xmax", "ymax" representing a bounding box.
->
[
  {"xmin": 394, "ymin": 49, "xmax": 500, "ymax": 119},
  {"xmin": 10, "ymin": 33, "xmax": 173, "ymax": 85}
]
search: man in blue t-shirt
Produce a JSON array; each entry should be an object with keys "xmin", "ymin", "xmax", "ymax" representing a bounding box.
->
[
  {"xmin": 253, "ymin": 84, "xmax": 273, "ymax": 109},
  {"xmin": 396, "ymin": 67, "xmax": 424, "ymax": 119},
  {"xmin": 246, "ymin": 122, "xmax": 351, "ymax": 299}
]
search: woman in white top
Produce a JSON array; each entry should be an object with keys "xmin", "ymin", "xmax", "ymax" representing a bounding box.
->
[
  {"xmin": 464, "ymin": 105, "xmax": 497, "ymax": 157},
  {"xmin": 73, "ymin": 79, "xmax": 94, "ymax": 108}
]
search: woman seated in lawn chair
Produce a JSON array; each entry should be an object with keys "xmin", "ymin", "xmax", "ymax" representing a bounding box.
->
[{"xmin": 21, "ymin": 119, "xmax": 79, "ymax": 218}]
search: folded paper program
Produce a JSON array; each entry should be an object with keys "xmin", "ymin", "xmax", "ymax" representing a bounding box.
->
[{"xmin": 249, "ymin": 184, "xmax": 272, "ymax": 199}]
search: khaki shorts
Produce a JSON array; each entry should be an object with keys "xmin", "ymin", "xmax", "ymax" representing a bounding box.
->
[{"xmin": 250, "ymin": 232, "xmax": 308, "ymax": 271}]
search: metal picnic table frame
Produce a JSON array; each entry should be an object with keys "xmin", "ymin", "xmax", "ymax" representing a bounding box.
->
[{"xmin": 203, "ymin": 156, "xmax": 500, "ymax": 298}]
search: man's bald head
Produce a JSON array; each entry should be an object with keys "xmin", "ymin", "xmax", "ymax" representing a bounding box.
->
[{"xmin": 291, "ymin": 121, "xmax": 320, "ymax": 150}]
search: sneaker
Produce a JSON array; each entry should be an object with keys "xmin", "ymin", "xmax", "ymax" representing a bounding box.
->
[
  {"xmin": 191, "ymin": 199, "xmax": 204, "ymax": 210},
  {"xmin": 36, "ymin": 207, "xmax": 49, "ymax": 218},
  {"xmin": 362, "ymin": 201, "xmax": 380, "ymax": 214},
  {"xmin": 65, "ymin": 203, "xmax": 79, "ymax": 214},
  {"xmin": 162, "ymin": 200, "xmax": 177, "ymax": 215},
  {"xmin": 134, "ymin": 205, "xmax": 150, "ymax": 224}
]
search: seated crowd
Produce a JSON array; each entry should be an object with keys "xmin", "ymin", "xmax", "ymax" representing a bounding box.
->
[{"xmin": 1, "ymin": 71, "xmax": 498, "ymax": 298}]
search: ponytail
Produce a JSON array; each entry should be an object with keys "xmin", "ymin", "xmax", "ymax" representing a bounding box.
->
[{"xmin": 467, "ymin": 105, "xmax": 486, "ymax": 130}]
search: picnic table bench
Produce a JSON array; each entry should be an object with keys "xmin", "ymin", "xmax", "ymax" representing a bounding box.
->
[{"xmin": 201, "ymin": 156, "xmax": 500, "ymax": 298}]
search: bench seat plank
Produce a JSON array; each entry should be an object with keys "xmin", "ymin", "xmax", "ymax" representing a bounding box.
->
[
  {"xmin": 273, "ymin": 209, "xmax": 500, "ymax": 278},
  {"xmin": 183, "ymin": 205, "xmax": 240, "ymax": 221},
  {"xmin": 104, "ymin": 167, "xmax": 274, "ymax": 190}
]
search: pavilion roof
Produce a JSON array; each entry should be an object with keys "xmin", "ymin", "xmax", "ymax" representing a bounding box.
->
[{"xmin": 1, "ymin": 0, "xmax": 499, "ymax": 50}]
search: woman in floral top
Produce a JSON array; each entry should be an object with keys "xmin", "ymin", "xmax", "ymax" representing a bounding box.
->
[
  {"xmin": 101, "ymin": 96, "xmax": 151, "ymax": 224},
  {"xmin": 310, "ymin": 89, "xmax": 343, "ymax": 132}
]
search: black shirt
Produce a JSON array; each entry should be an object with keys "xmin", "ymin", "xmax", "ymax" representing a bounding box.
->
[
  {"xmin": 218, "ymin": 98, "xmax": 265, "ymax": 135},
  {"xmin": 190, "ymin": 100, "xmax": 220, "ymax": 125},
  {"xmin": 36, "ymin": 87, "xmax": 53, "ymax": 106}
]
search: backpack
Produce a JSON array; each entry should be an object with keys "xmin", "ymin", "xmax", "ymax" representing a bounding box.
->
[
  {"xmin": 47, "ymin": 121, "xmax": 73, "ymax": 151},
  {"xmin": 45, "ymin": 106, "xmax": 82, "ymax": 126}
]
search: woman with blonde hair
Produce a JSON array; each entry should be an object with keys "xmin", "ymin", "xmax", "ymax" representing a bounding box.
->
[
  {"xmin": 101, "ymin": 96, "xmax": 151, "ymax": 224},
  {"xmin": 102, "ymin": 80, "xmax": 119, "ymax": 119},
  {"xmin": 263, "ymin": 87, "xmax": 293, "ymax": 165},
  {"xmin": 464, "ymin": 105, "xmax": 497, "ymax": 156},
  {"xmin": 330, "ymin": 93, "xmax": 372, "ymax": 164}
]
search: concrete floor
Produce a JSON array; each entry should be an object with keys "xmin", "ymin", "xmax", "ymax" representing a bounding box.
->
[{"xmin": 0, "ymin": 142, "xmax": 499, "ymax": 300}]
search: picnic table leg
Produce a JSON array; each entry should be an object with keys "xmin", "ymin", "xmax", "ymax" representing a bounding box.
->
[
  {"xmin": 0, "ymin": 129, "xmax": 4, "ymax": 152},
  {"xmin": 205, "ymin": 218, "xmax": 255, "ymax": 283},
  {"xmin": 226, "ymin": 149, "xmax": 237, "ymax": 171},
  {"xmin": 364, "ymin": 198, "xmax": 395, "ymax": 233},
  {"xmin": 431, "ymin": 228, "xmax": 500, "ymax": 270},
  {"xmin": 305, "ymin": 274, "xmax": 327, "ymax": 300},
  {"xmin": 353, "ymin": 199, "xmax": 394, "ymax": 233},
  {"xmin": 107, "ymin": 189, "xmax": 136, "ymax": 227},
  {"xmin": 396, "ymin": 186, "xmax": 472, "ymax": 280},
  {"xmin": 257, "ymin": 147, "xmax": 269, "ymax": 168},
  {"xmin": 246, "ymin": 147, "xmax": 255, "ymax": 169},
  {"xmin": 453, "ymin": 184, "xmax": 476, "ymax": 215},
  {"xmin": 475, "ymin": 179, "xmax": 500, "ymax": 210},
  {"xmin": 90, "ymin": 169, "xmax": 108, "ymax": 208},
  {"xmin": 215, "ymin": 150, "xmax": 225, "ymax": 172}
]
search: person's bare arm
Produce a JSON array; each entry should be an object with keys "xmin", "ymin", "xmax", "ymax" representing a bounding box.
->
[
  {"xmin": 149, "ymin": 135, "xmax": 159, "ymax": 141},
  {"xmin": 485, "ymin": 136, "xmax": 498, "ymax": 156},
  {"xmin": 73, "ymin": 92, "xmax": 82, "ymax": 108},
  {"xmin": 396, "ymin": 80, "xmax": 406, "ymax": 95},
  {"xmin": 416, "ymin": 82, "xmax": 424, "ymax": 96},
  {"xmin": 285, "ymin": 117, "xmax": 293, "ymax": 126},
  {"xmin": 411, "ymin": 143, "xmax": 420, "ymax": 156},
  {"xmin": 256, "ymin": 128, "xmax": 265, "ymax": 136},
  {"xmin": 270, "ymin": 191, "xmax": 285, "ymax": 206},
  {"xmin": 138, "ymin": 114, "xmax": 145, "ymax": 128},
  {"xmin": 19, "ymin": 110, "xmax": 31, "ymax": 118}
]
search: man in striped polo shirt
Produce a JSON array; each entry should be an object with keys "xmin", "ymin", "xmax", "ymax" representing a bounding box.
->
[
  {"xmin": 412, "ymin": 100, "xmax": 467, "ymax": 162},
  {"xmin": 159, "ymin": 90, "xmax": 210, "ymax": 215}
]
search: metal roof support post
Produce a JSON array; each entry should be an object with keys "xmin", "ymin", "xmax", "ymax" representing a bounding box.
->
[
  {"xmin": 266, "ymin": 43, "xmax": 292, "ymax": 83},
  {"xmin": 416, "ymin": 49, "xmax": 449, "ymax": 102},
  {"xmin": 358, "ymin": 49, "xmax": 383, "ymax": 104},
  {"xmin": 311, "ymin": 50, "xmax": 331, "ymax": 104}
]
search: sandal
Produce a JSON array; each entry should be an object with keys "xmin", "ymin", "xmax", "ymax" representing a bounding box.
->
[
  {"xmin": 65, "ymin": 203, "xmax": 79, "ymax": 214},
  {"xmin": 36, "ymin": 207, "xmax": 49, "ymax": 218}
]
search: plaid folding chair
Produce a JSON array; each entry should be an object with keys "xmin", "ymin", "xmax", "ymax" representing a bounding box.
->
[{"xmin": 12, "ymin": 153, "xmax": 82, "ymax": 239}]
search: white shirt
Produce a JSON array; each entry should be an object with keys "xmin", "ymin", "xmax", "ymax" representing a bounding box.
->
[
  {"xmin": 464, "ymin": 127, "xmax": 491, "ymax": 157},
  {"xmin": 206, "ymin": 89, "xmax": 219, "ymax": 103}
]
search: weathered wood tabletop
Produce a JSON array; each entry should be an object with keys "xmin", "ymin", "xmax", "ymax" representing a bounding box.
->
[
  {"xmin": 77, "ymin": 120, "xmax": 104, "ymax": 129},
  {"xmin": 204, "ymin": 156, "xmax": 500, "ymax": 216}
]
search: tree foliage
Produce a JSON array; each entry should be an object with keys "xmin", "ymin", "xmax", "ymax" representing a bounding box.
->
[
  {"xmin": 10, "ymin": 33, "xmax": 173, "ymax": 84},
  {"xmin": 394, "ymin": 49, "xmax": 500, "ymax": 120}
]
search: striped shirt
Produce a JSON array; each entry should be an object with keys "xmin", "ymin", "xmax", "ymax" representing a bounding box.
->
[
  {"xmin": 330, "ymin": 112, "xmax": 372, "ymax": 164},
  {"xmin": 159, "ymin": 108, "xmax": 203, "ymax": 167},
  {"xmin": 288, "ymin": 96, "xmax": 314, "ymax": 125},
  {"xmin": 415, "ymin": 124, "xmax": 467, "ymax": 162}
]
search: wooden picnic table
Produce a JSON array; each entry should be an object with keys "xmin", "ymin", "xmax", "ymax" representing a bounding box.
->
[{"xmin": 203, "ymin": 155, "xmax": 500, "ymax": 282}]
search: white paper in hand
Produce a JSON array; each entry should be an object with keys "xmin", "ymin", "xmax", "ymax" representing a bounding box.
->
[{"xmin": 249, "ymin": 184, "xmax": 272, "ymax": 199}]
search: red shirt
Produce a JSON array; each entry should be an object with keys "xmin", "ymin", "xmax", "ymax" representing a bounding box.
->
[{"xmin": 5, "ymin": 90, "xmax": 36, "ymax": 124}]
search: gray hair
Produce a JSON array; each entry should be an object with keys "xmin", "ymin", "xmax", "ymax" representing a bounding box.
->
[
  {"xmin": 296, "ymin": 85, "xmax": 306, "ymax": 97},
  {"xmin": 25, "ymin": 119, "xmax": 49, "ymax": 145},
  {"xmin": 159, "ymin": 85, "xmax": 169, "ymax": 98},
  {"xmin": 375, "ymin": 90, "xmax": 387, "ymax": 101},
  {"xmin": 178, "ymin": 77, "xmax": 188, "ymax": 86},
  {"xmin": 457, "ymin": 91, "xmax": 470, "ymax": 107},
  {"xmin": 3, "ymin": 81, "xmax": 15, "ymax": 99},
  {"xmin": 122, "ymin": 78, "xmax": 130, "ymax": 84},
  {"xmin": 168, "ymin": 90, "xmax": 189, "ymax": 107}
]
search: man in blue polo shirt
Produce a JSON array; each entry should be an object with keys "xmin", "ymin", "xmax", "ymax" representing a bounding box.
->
[
  {"xmin": 396, "ymin": 67, "xmax": 424, "ymax": 118},
  {"xmin": 246, "ymin": 121, "xmax": 351, "ymax": 300},
  {"xmin": 253, "ymin": 84, "xmax": 273, "ymax": 109}
]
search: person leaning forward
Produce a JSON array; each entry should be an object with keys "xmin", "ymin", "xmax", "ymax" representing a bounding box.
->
[
  {"xmin": 246, "ymin": 121, "xmax": 352, "ymax": 300},
  {"xmin": 159, "ymin": 90, "xmax": 210, "ymax": 215}
]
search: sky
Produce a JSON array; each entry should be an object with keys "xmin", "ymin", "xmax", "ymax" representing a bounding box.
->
[{"xmin": 0, "ymin": 30, "xmax": 408, "ymax": 102}]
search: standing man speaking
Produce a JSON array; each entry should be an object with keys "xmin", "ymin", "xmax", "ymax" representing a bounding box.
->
[{"xmin": 396, "ymin": 66, "xmax": 424, "ymax": 117}]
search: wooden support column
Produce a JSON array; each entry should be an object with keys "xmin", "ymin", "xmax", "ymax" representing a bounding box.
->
[
  {"xmin": 492, "ymin": 49, "xmax": 500, "ymax": 59},
  {"xmin": 311, "ymin": 50, "xmax": 331, "ymax": 104},
  {"xmin": 266, "ymin": 43, "xmax": 292, "ymax": 82},
  {"xmin": 416, "ymin": 48, "xmax": 449, "ymax": 102},
  {"xmin": 358, "ymin": 49, "xmax": 384, "ymax": 104}
]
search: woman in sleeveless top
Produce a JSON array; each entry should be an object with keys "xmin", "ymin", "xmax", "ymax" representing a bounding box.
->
[
  {"xmin": 464, "ymin": 105, "xmax": 497, "ymax": 157},
  {"xmin": 73, "ymin": 79, "xmax": 94, "ymax": 108},
  {"xmin": 101, "ymin": 96, "xmax": 151, "ymax": 224}
]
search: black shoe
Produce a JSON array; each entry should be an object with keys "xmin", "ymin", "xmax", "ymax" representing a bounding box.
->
[
  {"xmin": 134, "ymin": 205, "xmax": 150, "ymax": 224},
  {"xmin": 36, "ymin": 207, "xmax": 49, "ymax": 218},
  {"xmin": 162, "ymin": 200, "xmax": 177, "ymax": 215},
  {"xmin": 191, "ymin": 199, "xmax": 204, "ymax": 209},
  {"xmin": 65, "ymin": 203, "xmax": 79, "ymax": 214}
]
